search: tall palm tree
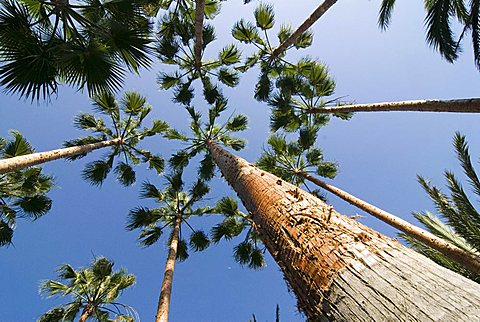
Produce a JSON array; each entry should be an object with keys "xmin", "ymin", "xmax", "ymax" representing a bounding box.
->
[
  {"xmin": 257, "ymin": 133, "xmax": 480, "ymax": 275},
  {"xmin": 0, "ymin": 131, "xmax": 53, "ymax": 246},
  {"xmin": 0, "ymin": 92, "xmax": 166, "ymax": 186},
  {"xmin": 0, "ymin": 0, "xmax": 153, "ymax": 100},
  {"xmin": 404, "ymin": 132, "xmax": 480, "ymax": 282},
  {"xmin": 207, "ymin": 139, "xmax": 480, "ymax": 320},
  {"xmin": 39, "ymin": 257, "xmax": 137, "ymax": 322},
  {"xmin": 127, "ymin": 172, "xmax": 211, "ymax": 322}
]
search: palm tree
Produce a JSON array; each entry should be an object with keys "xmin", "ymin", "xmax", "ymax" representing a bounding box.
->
[
  {"xmin": 378, "ymin": 0, "xmax": 480, "ymax": 69},
  {"xmin": 0, "ymin": 92, "xmax": 166, "ymax": 186},
  {"xmin": 127, "ymin": 172, "xmax": 211, "ymax": 322},
  {"xmin": 39, "ymin": 257, "xmax": 137, "ymax": 322},
  {"xmin": 0, "ymin": 0, "xmax": 153, "ymax": 100},
  {"xmin": 257, "ymin": 134, "xmax": 480, "ymax": 275},
  {"xmin": 0, "ymin": 131, "xmax": 53, "ymax": 246},
  {"xmin": 207, "ymin": 139, "xmax": 480, "ymax": 320},
  {"xmin": 403, "ymin": 132, "xmax": 480, "ymax": 282}
]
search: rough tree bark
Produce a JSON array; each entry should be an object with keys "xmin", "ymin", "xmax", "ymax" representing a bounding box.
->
[
  {"xmin": 207, "ymin": 141, "xmax": 480, "ymax": 320},
  {"xmin": 155, "ymin": 217, "xmax": 181, "ymax": 322},
  {"xmin": 271, "ymin": 0, "xmax": 338, "ymax": 59},
  {"xmin": 194, "ymin": 0, "xmax": 205, "ymax": 71},
  {"xmin": 78, "ymin": 306, "xmax": 93, "ymax": 322},
  {"xmin": 0, "ymin": 138, "xmax": 122, "ymax": 174},
  {"xmin": 309, "ymin": 98, "xmax": 480, "ymax": 114},
  {"xmin": 297, "ymin": 171, "xmax": 480, "ymax": 275}
]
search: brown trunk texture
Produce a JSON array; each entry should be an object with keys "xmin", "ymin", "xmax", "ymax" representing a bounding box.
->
[
  {"xmin": 78, "ymin": 306, "xmax": 92, "ymax": 322},
  {"xmin": 155, "ymin": 217, "xmax": 181, "ymax": 322},
  {"xmin": 207, "ymin": 141, "xmax": 480, "ymax": 320},
  {"xmin": 310, "ymin": 98, "xmax": 480, "ymax": 114},
  {"xmin": 194, "ymin": 0, "xmax": 205, "ymax": 70},
  {"xmin": 0, "ymin": 138, "xmax": 121, "ymax": 174},
  {"xmin": 271, "ymin": 0, "xmax": 337, "ymax": 58},
  {"xmin": 299, "ymin": 171, "xmax": 480, "ymax": 275}
]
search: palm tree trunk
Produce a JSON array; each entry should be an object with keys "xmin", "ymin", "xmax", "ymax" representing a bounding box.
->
[
  {"xmin": 0, "ymin": 138, "xmax": 122, "ymax": 174},
  {"xmin": 309, "ymin": 98, "xmax": 480, "ymax": 114},
  {"xmin": 78, "ymin": 306, "xmax": 93, "ymax": 322},
  {"xmin": 271, "ymin": 0, "xmax": 337, "ymax": 59},
  {"xmin": 298, "ymin": 171, "xmax": 480, "ymax": 275},
  {"xmin": 155, "ymin": 217, "xmax": 181, "ymax": 322},
  {"xmin": 207, "ymin": 141, "xmax": 480, "ymax": 320},
  {"xmin": 194, "ymin": 0, "xmax": 205, "ymax": 70}
]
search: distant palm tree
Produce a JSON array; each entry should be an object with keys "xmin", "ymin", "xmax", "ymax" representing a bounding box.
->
[
  {"xmin": 39, "ymin": 257, "xmax": 137, "ymax": 322},
  {"xmin": 0, "ymin": 131, "xmax": 53, "ymax": 246},
  {"xmin": 0, "ymin": 0, "xmax": 153, "ymax": 100},
  {"xmin": 405, "ymin": 132, "xmax": 480, "ymax": 282},
  {"xmin": 127, "ymin": 172, "xmax": 211, "ymax": 322},
  {"xmin": 0, "ymin": 92, "xmax": 166, "ymax": 186}
]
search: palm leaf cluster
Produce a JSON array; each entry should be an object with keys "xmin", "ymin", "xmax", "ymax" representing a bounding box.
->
[
  {"xmin": 211, "ymin": 197, "xmax": 266, "ymax": 269},
  {"xmin": 64, "ymin": 91, "xmax": 166, "ymax": 186},
  {"xmin": 0, "ymin": 0, "xmax": 152, "ymax": 99},
  {"xmin": 378, "ymin": 0, "xmax": 480, "ymax": 69},
  {"xmin": 0, "ymin": 131, "xmax": 53, "ymax": 246},
  {"xmin": 127, "ymin": 171, "xmax": 212, "ymax": 259},
  {"xmin": 257, "ymin": 134, "xmax": 337, "ymax": 200},
  {"xmin": 39, "ymin": 257, "xmax": 137, "ymax": 321},
  {"xmin": 156, "ymin": 0, "xmax": 240, "ymax": 105},
  {"xmin": 404, "ymin": 132, "xmax": 480, "ymax": 282}
]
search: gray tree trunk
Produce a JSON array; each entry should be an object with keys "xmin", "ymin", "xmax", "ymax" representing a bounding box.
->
[
  {"xmin": 207, "ymin": 141, "xmax": 480, "ymax": 320},
  {"xmin": 0, "ymin": 138, "xmax": 121, "ymax": 174},
  {"xmin": 310, "ymin": 98, "xmax": 480, "ymax": 114}
]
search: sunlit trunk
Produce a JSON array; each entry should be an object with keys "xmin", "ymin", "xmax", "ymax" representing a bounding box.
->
[
  {"xmin": 155, "ymin": 217, "xmax": 181, "ymax": 322},
  {"xmin": 207, "ymin": 141, "xmax": 480, "ymax": 320},
  {"xmin": 194, "ymin": 0, "xmax": 205, "ymax": 70},
  {"xmin": 0, "ymin": 138, "xmax": 121, "ymax": 174},
  {"xmin": 298, "ymin": 171, "xmax": 480, "ymax": 274},
  {"xmin": 78, "ymin": 306, "xmax": 93, "ymax": 322},
  {"xmin": 309, "ymin": 98, "xmax": 480, "ymax": 114},
  {"xmin": 271, "ymin": 0, "xmax": 337, "ymax": 58}
]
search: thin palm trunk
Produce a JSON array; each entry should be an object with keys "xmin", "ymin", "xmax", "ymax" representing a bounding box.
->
[
  {"xmin": 0, "ymin": 138, "xmax": 121, "ymax": 174},
  {"xmin": 207, "ymin": 141, "xmax": 480, "ymax": 320},
  {"xmin": 271, "ymin": 0, "xmax": 337, "ymax": 58},
  {"xmin": 78, "ymin": 306, "xmax": 93, "ymax": 322},
  {"xmin": 155, "ymin": 217, "xmax": 181, "ymax": 322},
  {"xmin": 309, "ymin": 98, "xmax": 480, "ymax": 114},
  {"xmin": 298, "ymin": 171, "xmax": 480, "ymax": 274},
  {"xmin": 194, "ymin": 0, "xmax": 205, "ymax": 70}
]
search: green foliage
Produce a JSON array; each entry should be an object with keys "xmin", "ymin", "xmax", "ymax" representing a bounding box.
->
[
  {"xmin": 39, "ymin": 257, "xmax": 137, "ymax": 321},
  {"xmin": 64, "ymin": 91, "xmax": 166, "ymax": 185},
  {"xmin": 0, "ymin": 132, "xmax": 53, "ymax": 246},
  {"xmin": 407, "ymin": 133, "xmax": 480, "ymax": 282},
  {"xmin": 0, "ymin": 0, "xmax": 153, "ymax": 100},
  {"xmin": 257, "ymin": 134, "xmax": 337, "ymax": 188}
]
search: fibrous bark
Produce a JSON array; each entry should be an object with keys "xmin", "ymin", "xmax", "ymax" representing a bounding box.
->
[
  {"xmin": 0, "ymin": 138, "xmax": 121, "ymax": 174},
  {"xmin": 207, "ymin": 141, "xmax": 480, "ymax": 320},
  {"xmin": 271, "ymin": 0, "xmax": 337, "ymax": 58},
  {"xmin": 309, "ymin": 98, "xmax": 480, "ymax": 114},
  {"xmin": 156, "ymin": 217, "xmax": 181, "ymax": 322},
  {"xmin": 298, "ymin": 171, "xmax": 480, "ymax": 275},
  {"xmin": 194, "ymin": 0, "xmax": 205, "ymax": 71}
]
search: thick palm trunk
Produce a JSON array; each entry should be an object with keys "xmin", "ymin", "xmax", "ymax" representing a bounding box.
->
[
  {"xmin": 309, "ymin": 98, "xmax": 480, "ymax": 114},
  {"xmin": 155, "ymin": 217, "xmax": 181, "ymax": 322},
  {"xmin": 207, "ymin": 141, "xmax": 480, "ymax": 320},
  {"xmin": 271, "ymin": 0, "xmax": 337, "ymax": 58},
  {"xmin": 298, "ymin": 171, "xmax": 480, "ymax": 275},
  {"xmin": 194, "ymin": 0, "xmax": 205, "ymax": 70},
  {"xmin": 0, "ymin": 138, "xmax": 121, "ymax": 174}
]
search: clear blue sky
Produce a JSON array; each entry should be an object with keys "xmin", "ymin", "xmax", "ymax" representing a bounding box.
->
[{"xmin": 1, "ymin": 0, "xmax": 480, "ymax": 321}]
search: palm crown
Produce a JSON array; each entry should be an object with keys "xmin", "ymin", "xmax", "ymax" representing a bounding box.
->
[
  {"xmin": 39, "ymin": 257, "xmax": 137, "ymax": 322},
  {"xmin": 0, "ymin": 0, "xmax": 152, "ymax": 100},
  {"xmin": 0, "ymin": 131, "xmax": 53, "ymax": 246},
  {"xmin": 65, "ymin": 91, "xmax": 166, "ymax": 186}
]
